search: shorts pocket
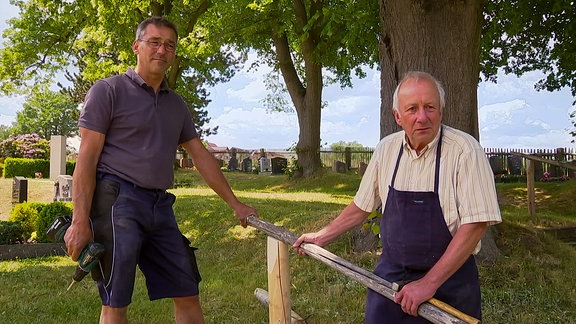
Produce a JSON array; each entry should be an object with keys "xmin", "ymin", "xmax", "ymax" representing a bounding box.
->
[{"xmin": 182, "ymin": 235, "xmax": 202, "ymax": 283}]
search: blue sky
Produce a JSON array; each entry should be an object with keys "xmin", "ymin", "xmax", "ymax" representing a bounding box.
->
[{"xmin": 1, "ymin": 3, "xmax": 575, "ymax": 150}]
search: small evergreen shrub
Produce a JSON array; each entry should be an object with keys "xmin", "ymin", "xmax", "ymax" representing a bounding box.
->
[
  {"xmin": 8, "ymin": 202, "xmax": 46, "ymax": 240},
  {"xmin": 0, "ymin": 221, "xmax": 26, "ymax": 245},
  {"xmin": 35, "ymin": 201, "xmax": 73, "ymax": 243}
]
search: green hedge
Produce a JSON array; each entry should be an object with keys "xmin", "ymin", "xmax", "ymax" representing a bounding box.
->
[
  {"xmin": 1, "ymin": 158, "xmax": 76, "ymax": 178},
  {"xmin": 0, "ymin": 221, "xmax": 26, "ymax": 244},
  {"xmin": 3, "ymin": 157, "xmax": 49, "ymax": 178}
]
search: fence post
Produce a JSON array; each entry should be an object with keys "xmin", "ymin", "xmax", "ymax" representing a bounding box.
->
[
  {"xmin": 345, "ymin": 147, "xmax": 351, "ymax": 170},
  {"xmin": 267, "ymin": 237, "xmax": 291, "ymax": 324},
  {"xmin": 527, "ymin": 159, "xmax": 536, "ymax": 217}
]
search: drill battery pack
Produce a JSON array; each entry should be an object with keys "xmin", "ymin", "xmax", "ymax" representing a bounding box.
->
[{"xmin": 46, "ymin": 215, "xmax": 72, "ymax": 243}]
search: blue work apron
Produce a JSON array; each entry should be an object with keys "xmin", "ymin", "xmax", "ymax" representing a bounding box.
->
[{"xmin": 365, "ymin": 129, "xmax": 481, "ymax": 323}]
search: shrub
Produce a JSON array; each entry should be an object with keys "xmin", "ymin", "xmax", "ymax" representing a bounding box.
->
[
  {"xmin": 0, "ymin": 133, "xmax": 50, "ymax": 159},
  {"xmin": 8, "ymin": 202, "xmax": 46, "ymax": 240},
  {"xmin": 2, "ymin": 157, "xmax": 50, "ymax": 178},
  {"xmin": 0, "ymin": 221, "xmax": 26, "ymax": 244},
  {"xmin": 35, "ymin": 201, "xmax": 73, "ymax": 243}
]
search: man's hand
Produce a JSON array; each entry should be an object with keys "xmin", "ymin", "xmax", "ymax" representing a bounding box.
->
[
  {"xmin": 63, "ymin": 221, "xmax": 92, "ymax": 261},
  {"xmin": 233, "ymin": 203, "xmax": 257, "ymax": 228},
  {"xmin": 292, "ymin": 232, "xmax": 325, "ymax": 255},
  {"xmin": 393, "ymin": 278, "xmax": 437, "ymax": 317}
]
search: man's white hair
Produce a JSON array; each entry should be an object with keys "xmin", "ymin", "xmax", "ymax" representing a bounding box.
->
[{"xmin": 392, "ymin": 71, "xmax": 445, "ymax": 113}]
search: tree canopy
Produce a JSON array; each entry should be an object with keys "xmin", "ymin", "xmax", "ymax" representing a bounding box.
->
[
  {"xmin": 11, "ymin": 86, "xmax": 79, "ymax": 139},
  {"xmin": 481, "ymin": 0, "xmax": 576, "ymax": 97},
  {"xmin": 0, "ymin": 0, "xmax": 244, "ymax": 136}
]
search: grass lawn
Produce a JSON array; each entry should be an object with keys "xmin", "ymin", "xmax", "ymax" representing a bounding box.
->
[{"xmin": 1, "ymin": 170, "xmax": 576, "ymax": 323}]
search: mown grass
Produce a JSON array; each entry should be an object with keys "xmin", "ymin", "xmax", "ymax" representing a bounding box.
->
[{"xmin": 1, "ymin": 170, "xmax": 576, "ymax": 323}]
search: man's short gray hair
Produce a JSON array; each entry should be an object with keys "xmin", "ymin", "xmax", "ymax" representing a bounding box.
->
[
  {"xmin": 136, "ymin": 16, "xmax": 178, "ymax": 40},
  {"xmin": 392, "ymin": 71, "xmax": 445, "ymax": 113}
]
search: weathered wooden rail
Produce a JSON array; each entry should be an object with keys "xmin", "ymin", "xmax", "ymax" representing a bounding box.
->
[
  {"xmin": 247, "ymin": 216, "xmax": 479, "ymax": 324},
  {"xmin": 508, "ymin": 151, "xmax": 576, "ymax": 217}
]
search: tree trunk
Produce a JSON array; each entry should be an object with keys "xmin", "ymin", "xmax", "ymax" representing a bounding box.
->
[
  {"xmin": 271, "ymin": 0, "xmax": 324, "ymax": 178},
  {"xmin": 373, "ymin": 0, "xmax": 499, "ymax": 263},
  {"xmin": 379, "ymin": 0, "xmax": 482, "ymax": 139}
]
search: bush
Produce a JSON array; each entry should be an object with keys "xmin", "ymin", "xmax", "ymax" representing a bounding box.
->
[
  {"xmin": 66, "ymin": 160, "xmax": 76, "ymax": 175},
  {"xmin": 2, "ymin": 157, "xmax": 50, "ymax": 178},
  {"xmin": 8, "ymin": 202, "xmax": 46, "ymax": 240},
  {"xmin": 35, "ymin": 201, "xmax": 73, "ymax": 243},
  {"xmin": 0, "ymin": 221, "xmax": 26, "ymax": 244},
  {"xmin": 0, "ymin": 133, "xmax": 49, "ymax": 159}
]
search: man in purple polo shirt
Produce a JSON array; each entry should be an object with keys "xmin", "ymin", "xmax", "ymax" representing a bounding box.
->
[{"xmin": 64, "ymin": 16, "xmax": 256, "ymax": 323}]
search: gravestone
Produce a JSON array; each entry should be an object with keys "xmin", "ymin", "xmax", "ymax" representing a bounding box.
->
[
  {"xmin": 228, "ymin": 148, "xmax": 238, "ymax": 171},
  {"xmin": 333, "ymin": 160, "xmax": 347, "ymax": 173},
  {"xmin": 358, "ymin": 162, "xmax": 368, "ymax": 176},
  {"xmin": 12, "ymin": 176, "xmax": 27, "ymax": 204},
  {"xmin": 488, "ymin": 155, "xmax": 506, "ymax": 174},
  {"xmin": 271, "ymin": 157, "xmax": 287, "ymax": 174},
  {"xmin": 50, "ymin": 135, "xmax": 67, "ymax": 180},
  {"xmin": 241, "ymin": 157, "xmax": 252, "ymax": 172},
  {"xmin": 54, "ymin": 175, "xmax": 73, "ymax": 202},
  {"xmin": 180, "ymin": 158, "xmax": 193, "ymax": 168},
  {"xmin": 259, "ymin": 157, "xmax": 271, "ymax": 174},
  {"xmin": 508, "ymin": 155, "xmax": 523, "ymax": 175}
]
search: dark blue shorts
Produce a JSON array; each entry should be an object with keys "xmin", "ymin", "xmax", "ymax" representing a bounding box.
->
[{"xmin": 89, "ymin": 173, "xmax": 201, "ymax": 307}]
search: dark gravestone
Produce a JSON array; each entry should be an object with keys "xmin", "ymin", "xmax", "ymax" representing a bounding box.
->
[
  {"xmin": 271, "ymin": 157, "xmax": 287, "ymax": 175},
  {"xmin": 241, "ymin": 157, "xmax": 252, "ymax": 172},
  {"xmin": 358, "ymin": 162, "xmax": 368, "ymax": 177},
  {"xmin": 488, "ymin": 155, "xmax": 506, "ymax": 174},
  {"xmin": 12, "ymin": 176, "xmax": 27, "ymax": 204},
  {"xmin": 534, "ymin": 159, "xmax": 544, "ymax": 180},
  {"xmin": 333, "ymin": 160, "xmax": 347, "ymax": 173},
  {"xmin": 228, "ymin": 148, "xmax": 238, "ymax": 171},
  {"xmin": 508, "ymin": 155, "xmax": 523, "ymax": 175}
]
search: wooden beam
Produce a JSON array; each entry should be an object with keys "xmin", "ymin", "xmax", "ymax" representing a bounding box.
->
[
  {"xmin": 509, "ymin": 151, "xmax": 576, "ymax": 171},
  {"xmin": 254, "ymin": 288, "xmax": 307, "ymax": 324}
]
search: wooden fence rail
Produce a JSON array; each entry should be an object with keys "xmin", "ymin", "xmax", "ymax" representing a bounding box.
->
[{"xmin": 207, "ymin": 147, "xmax": 576, "ymax": 176}]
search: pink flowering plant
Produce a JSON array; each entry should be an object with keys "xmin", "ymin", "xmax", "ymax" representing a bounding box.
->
[{"xmin": 0, "ymin": 133, "xmax": 50, "ymax": 159}]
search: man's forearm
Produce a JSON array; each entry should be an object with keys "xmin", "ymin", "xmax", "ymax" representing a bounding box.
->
[{"xmin": 421, "ymin": 222, "xmax": 488, "ymax": 289}]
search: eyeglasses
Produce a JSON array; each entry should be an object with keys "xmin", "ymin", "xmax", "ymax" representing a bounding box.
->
[{"xmin": 138, "ymin": 39, "xmax": 176, "ymax": 52}]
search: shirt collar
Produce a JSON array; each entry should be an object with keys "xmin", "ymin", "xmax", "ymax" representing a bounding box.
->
[
  {"xmin": 126, "ymin": 68, "xmax": 170, "ymax": 92},
  {"xmin": 402, "ymin": 125, "xmax": 443, "ymax": 158}
]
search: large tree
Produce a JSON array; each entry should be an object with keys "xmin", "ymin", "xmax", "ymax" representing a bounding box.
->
[
  {"xmin": 0, "ymin": 0, "xmax": 242, "ymax": 137},
  {"xmin": 379, "ymin": 1, "xmax": 482, "ymax": 138},
  {"xmin": 228, "ymin": 0, "xmax": 380, "ymax": 177},
  {"xmin": 379, "ymin": 0, "xmax": 576, "ymax": 140},
  {"xmin": 12, "ymin": 86, "xmax": 80, "ymax": 139}
]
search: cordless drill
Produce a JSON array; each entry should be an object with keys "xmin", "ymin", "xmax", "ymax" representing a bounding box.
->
[{"xmin": 46, "ymin": 216, "xmax": 105, "ymax": 290}]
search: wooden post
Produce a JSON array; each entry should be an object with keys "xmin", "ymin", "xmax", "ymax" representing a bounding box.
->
[
  {"xmin": 527, "ymin": 159, "xmax": 536, "ymax": 217},
  {"xmin": 267, "ymin": 237, "xmax": 291, "ymax": 324}
]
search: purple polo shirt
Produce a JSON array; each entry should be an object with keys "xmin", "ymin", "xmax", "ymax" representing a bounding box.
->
[{"xmin": 79, "ymin": 68, "xmax": 198, "ymax": 190}]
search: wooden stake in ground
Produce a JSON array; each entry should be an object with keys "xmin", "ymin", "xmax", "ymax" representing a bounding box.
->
[{"xmin": 267, "ymin": 237, "xmax": 291, "ymax": 324}]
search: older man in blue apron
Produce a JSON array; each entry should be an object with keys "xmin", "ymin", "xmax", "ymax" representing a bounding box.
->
[{"xmin": 294, "ymin": 71, "xmax": 501, "ymax": 323}]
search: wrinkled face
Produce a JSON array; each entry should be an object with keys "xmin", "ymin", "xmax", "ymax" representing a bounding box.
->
[
  {"xmin": 132, "ymin": 24, "xmax": 177, "ymax": 77},
  {"xmin": 393, "ymin": 78, "xmax": 443, "ymax": 153}
]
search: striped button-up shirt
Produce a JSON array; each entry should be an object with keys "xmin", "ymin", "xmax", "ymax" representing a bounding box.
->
[{"xmin": 354, "ymin": 125, "xmax": 502, "ymax": 254}]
